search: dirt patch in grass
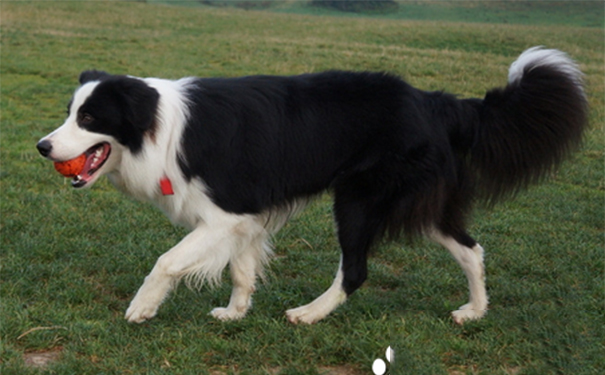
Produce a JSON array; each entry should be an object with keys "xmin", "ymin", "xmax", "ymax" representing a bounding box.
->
[
  {"xmin": 23, "ymin": 347, "xmax": 63, "ymax": 369},
  {"xmin": 210, "ymin": 365, "xmax": 364, "ymax": 375},
  {"xmin": 318, "ymin": 366, "xmax": 364, "ymax": 375}
]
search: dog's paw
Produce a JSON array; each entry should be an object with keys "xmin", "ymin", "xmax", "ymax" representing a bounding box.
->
[
  {"xmin": 125, "ymin": 298, "xmax": 160, "ymax": 323},
  {"xmin": 209, "ymin": 307, "xmax": 247, "ymax": 321},
  {"xmin": 285, "ymin": 305, "xmax": 323, "ymax": 325},
  {"xmin": 451, "ymin": 304, "xmax": 486, "ymax": 325}
]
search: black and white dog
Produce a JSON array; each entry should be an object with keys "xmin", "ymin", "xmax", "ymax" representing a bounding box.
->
[{"xmin": 37, "ymin": 47, "xmax": 587, "ymax": 325}]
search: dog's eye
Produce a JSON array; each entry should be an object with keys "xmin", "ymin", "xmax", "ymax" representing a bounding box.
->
[{"xmin": 79, "ymin": 113, "xmax": 94, "ymax": 125}]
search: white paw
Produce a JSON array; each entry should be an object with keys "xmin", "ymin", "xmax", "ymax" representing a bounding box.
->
[
  {"xmin": 125, "ymin": 296, "xmax": 161, "ymax": 323},
  {"xmin": 286, "ymin": 288, "xmax": 347, "ymax": 324},
  {"xmin": 209, "ymin": 307, "xmax": 247, "ymax": 321},
  {"xmin": 286, "ymin": 305, "xmax": 324, "ymax": 325},
  {"xmin": 451, "ymin": 304, "xmax": 486, "ymax": 325}
]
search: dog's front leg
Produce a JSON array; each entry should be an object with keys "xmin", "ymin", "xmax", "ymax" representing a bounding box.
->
[{"xmin": 125, "ymin": 222, "xmax": 232, "ymax": 323}]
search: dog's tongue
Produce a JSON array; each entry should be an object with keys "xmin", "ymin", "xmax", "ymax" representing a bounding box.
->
[
  {"xmin": 71, "ymin": 143, "xmax": 111, "ymax": 187},
  {"xmin": 82, "ymin": 148, "xmax": 103, "ymax": 176}
]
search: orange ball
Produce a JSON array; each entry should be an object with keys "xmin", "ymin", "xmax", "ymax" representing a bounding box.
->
[{"xmin": 54, "ymin": 154, "xmax": 86, "ymax": 178}]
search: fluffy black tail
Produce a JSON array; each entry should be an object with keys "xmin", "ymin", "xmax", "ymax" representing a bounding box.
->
[{"xmin": 470, "ymin": 47, "xmax": 589, "ymax": 203}]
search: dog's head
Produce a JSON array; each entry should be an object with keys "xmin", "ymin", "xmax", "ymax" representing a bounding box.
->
[{"xmin": 37, "ymin": 70, "xmax": 159, "ymax": 188}]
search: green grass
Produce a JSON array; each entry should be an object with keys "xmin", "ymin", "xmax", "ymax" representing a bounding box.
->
[
  {"xmin": 1, "ymin": 1, "xmax": 603, "ymax": 374},
  {"xmin": 155, "ymin": 0, "xmax": 605, "ymax": 28}
]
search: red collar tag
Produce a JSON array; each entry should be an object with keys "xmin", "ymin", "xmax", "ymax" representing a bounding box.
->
[{"xmin": 160, "ymin": 176, "xmax": 174, "ymax": 196}]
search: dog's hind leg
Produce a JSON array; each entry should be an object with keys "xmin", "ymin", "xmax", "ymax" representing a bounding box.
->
[
  {"xmin": 431, "ymin": 230, "xmax": 488, "ymax": 324},
  {"xmin": 286, "ymin": 187, "xmax": 387, "ymax": 324},
  {"xmin": 125, "ymin": 214, "xmax": 255, "ymax": 323},
  {"xmin": 286, "ymin": 257, "xmax": 347, "ymax": 324}
]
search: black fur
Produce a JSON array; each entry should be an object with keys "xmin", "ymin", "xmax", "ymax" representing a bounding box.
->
[
  {"xmin": 76, "ymin": 72, "xmax": 159, "ymax": 153},
  {"xmin": 472, "ymin": 65, "xmax": 588, "ymax": 203},
  {"xmin": 37, "ymin": 48, "xmax": 588, "ymax": 323},
  {"xmin": 174, "ymin": 65, "xmax": 587, "ymax": 296}
]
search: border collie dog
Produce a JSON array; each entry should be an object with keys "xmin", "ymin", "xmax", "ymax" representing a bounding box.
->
[{"xmin": 37, "ymin": 47, "xmax": 587, "ymax": 325}]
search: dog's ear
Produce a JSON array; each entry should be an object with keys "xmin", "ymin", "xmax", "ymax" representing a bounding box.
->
[
  {"xmin": 114, "ymin": 78, "xmax": 160, "ymax": 153},
  {"xmin": 117, "ymin": 78, "xmax": 160, "ymax": 133},
  {"xmin": 79, "ymin": 70, "xmax": 111, "ymax": 84}
]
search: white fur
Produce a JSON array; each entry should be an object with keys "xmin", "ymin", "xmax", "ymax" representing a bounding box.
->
[
  {"xmin": 431, "ymin": 232, "xmax": 488, "ymax": 324},
  {"xmin": 40, "ymin": 76, "xmax": 281, "ymax": 323},
  {"xmin": 508, "ymin": 46, "xmax": 583, "ymax": 86},
  {"xmin": 125, "ymin": 211, "xmax": 271, "ymax": 323},
  {"xmin": 117, "ymin": 78, "xmax": 283, "ymax": 322},
  {"xmin": 43, "ymin": 76, "xmax": 482, "ymax": 326},
  {"xmin": 286, "ymin": 259, "xmax": 348, "ymax": 324},
  {"xmin": 40, "ymin": 71, "xmax": 505, "ymax": 326},
  {"xmin": 108, "ymin": 77, "xmax": 198, "ymax": 227},
  {"xmin": 42, "ymin": 82, "xmax": 106, "ymax": 159}
]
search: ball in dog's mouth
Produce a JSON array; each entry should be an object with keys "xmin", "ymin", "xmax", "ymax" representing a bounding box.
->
[
  {"xmin": 54, "ymin": 154, "xmax": 86, "ymax": 178},
  {"xmin": 54, "ymin": 143, "xmax": 111, "ymax": 188}
]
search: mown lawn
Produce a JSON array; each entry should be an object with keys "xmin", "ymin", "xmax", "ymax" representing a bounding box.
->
[
  {"xmin": 1, "ymin": 1, "xmax": 603, "ymax": 374},
  {"xmin": 155, "ymin": 0, "xmax": 604, "ymax": 28}
]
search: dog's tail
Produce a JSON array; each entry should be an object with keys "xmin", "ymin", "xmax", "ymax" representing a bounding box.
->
[{"xmin": 467, "ymin": 46, "xmax": 589, "ymax": 203}]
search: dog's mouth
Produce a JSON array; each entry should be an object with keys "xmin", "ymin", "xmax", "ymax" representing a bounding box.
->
[{"xmin": 72, "ymin": 142, "xmax": 112, "ymax": 188}]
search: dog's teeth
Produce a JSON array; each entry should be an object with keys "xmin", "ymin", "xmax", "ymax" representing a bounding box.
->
[{"xmin": 95, "ymin": 148, "xmax": 103, "ymax": 157}]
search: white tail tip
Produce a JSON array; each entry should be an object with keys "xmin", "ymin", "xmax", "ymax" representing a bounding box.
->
[{"xmin": 508, "ymin": 46, "xmax": 583, "ymax": 85}]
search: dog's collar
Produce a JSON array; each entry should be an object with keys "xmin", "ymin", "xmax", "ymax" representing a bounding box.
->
[{"xmin": 160, "ymin": 176, "xmax": 174, "ymax": 196}]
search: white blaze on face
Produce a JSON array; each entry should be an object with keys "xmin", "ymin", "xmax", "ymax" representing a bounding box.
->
[
  {"xmin": 38, "ymin": 79, "xmax": 120, "ymax": 189},
  {"xmin": 41, "ymin": 81, "xmax": 106, "ymax": 161}
]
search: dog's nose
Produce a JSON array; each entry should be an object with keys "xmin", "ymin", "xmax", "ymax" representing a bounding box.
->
[{"xmin": 36, "ymin": 140, "xmax": 53, "ymax": 157}]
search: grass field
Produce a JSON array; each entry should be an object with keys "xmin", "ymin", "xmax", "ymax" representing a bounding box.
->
[
  {"xmin": 155, "ymin": 0, "xmax": 604, "ymax": 28},
  {"xmin": 1, "ymin": 1, "xmax": 603, "ymax": 374}
]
